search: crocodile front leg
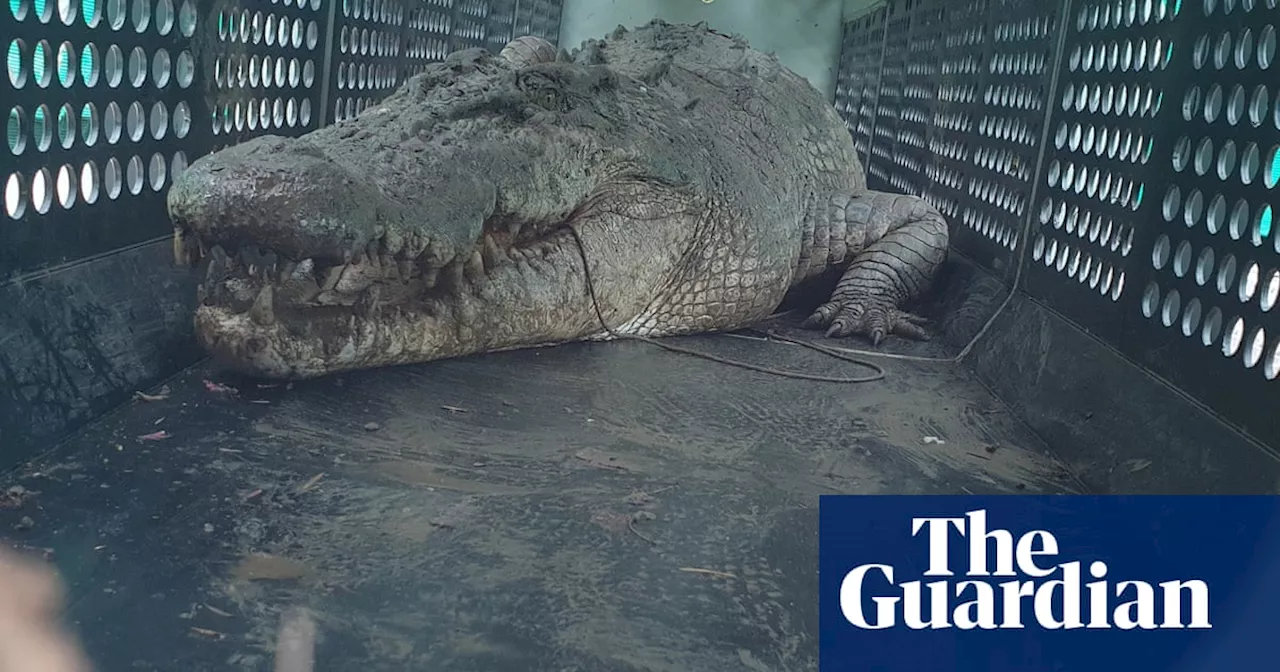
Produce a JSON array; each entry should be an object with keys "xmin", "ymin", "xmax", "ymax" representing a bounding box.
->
[{"xmin": 803, "ymin": 190, "xmax": 949, "ymax": 345}]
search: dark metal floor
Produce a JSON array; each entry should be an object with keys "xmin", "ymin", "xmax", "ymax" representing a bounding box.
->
[{"xmin": 0, "ymin": 324, "xmax": 1078, "ymax": 671}]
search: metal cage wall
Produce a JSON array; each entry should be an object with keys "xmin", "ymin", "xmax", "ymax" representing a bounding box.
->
[
  {"xmin": 2, "ymin": 0, "xmax": 564, "ymax": 279},
  {"xmin": 836, "ymin": 0, "xmax": 1280, "ymax": 450}
]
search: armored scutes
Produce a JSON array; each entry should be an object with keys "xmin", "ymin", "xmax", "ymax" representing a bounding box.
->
[{"xmin": 166, "ymin": 22, "xmax": 948, "ymax": 379}]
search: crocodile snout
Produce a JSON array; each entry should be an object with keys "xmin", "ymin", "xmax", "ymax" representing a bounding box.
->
[{"xmin": 167, "ymin": 136, "xmax": 385, "ymax": 264}]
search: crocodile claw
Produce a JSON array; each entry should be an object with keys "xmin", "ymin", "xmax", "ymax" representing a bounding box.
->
[{"xmin": 804, "ymin": 299, "xmax": 930, "ymax": 345}]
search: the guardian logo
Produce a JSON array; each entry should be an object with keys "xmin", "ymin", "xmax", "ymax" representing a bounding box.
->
[{"xmin": 839, "ymin": 509, "xmax": 1212, "ymax": 631}]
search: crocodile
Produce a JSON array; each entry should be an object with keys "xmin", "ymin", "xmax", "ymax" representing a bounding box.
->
[{"xmin": 166, "ymin": 20, "xmax": 949, "ymax": 380}]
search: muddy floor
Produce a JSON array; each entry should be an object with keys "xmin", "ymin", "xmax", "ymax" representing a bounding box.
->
[{"xmin": 0, "ymin": 322, "xmax": 1080, "ymax": 671}]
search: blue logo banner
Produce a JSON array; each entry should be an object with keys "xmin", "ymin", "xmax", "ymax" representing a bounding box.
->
[{"xmin": 818, "ymin": 496, "xmax": 1280, "ymax": 672}]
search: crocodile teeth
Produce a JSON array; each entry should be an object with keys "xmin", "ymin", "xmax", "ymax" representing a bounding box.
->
[
  {"xmin": 294, "ymin": 258, "xmax": 314, "ymax": 280},
  {"xmin": 320, "ymin": 265, "xmax": 344, "ymax": 291},
  {"xmin": 482, "ymin": 235, "xmax": 505, "ymax": 269},
  {"xmin": 262, "ymin": 251, "xmax": 278, "ymax": 278},
  {"xmin": 397, "ymin": 259, "xmax": 415, "ymax": 280},
  {"xmin": 207, "ymin": 245, "xmax": 232, "ymax": 281},
  {"xmin": 445, "ymin": 258, "xmax": 465, "ymax": 288},
  {"xmin": 278, "ymin": 260, "xmax": 297, "ymax": 282},
  {"xmin": 248, "ymin": 285, "xmax": 276, "ymax": 326},
  {"xmin": 423, "ymin": 266, "xmax": 439, "ymax": 289},
  {"xmin": 355, "ymin": 285, "xmax": 381, "ymax": 318},
  {"xmin": 172, "ymin": 229, "xmax": 204, "ymax": 267},
  {"xmin": 172, "ymin": 229, "xmax": 187, "ymax": 266},
  {"xmin": 314, "ymin": 291, "xmax": 345, "ymax": 306},
  {"xmin": 464, "ymin": 250, "xmax": 485, "ymax": 283}
]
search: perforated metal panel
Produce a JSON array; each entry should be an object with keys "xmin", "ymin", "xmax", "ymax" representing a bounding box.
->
[
  {"xmin": 1026, "ymin": 0, "xmax": 1174, "ymax": 342},
  {"xmin": 209, "ymin": 0, "xmax": 325, "ymax": 142},
  {"xmin": 835, "ymin": 0, "xmax": 1279, "ymax": 446},
  {"xmin": 833, "ymin": 6, "xmax": 885, "ymax": 165},
  {"xmin": 1117, "ymin": 0, "xmax": 1279, "ymax": 444},
  {"xmin": 513, "ymin": 0, "xmax": 559, "ymax": 44},
  {"xmin": 3, "ymin": 0, "xmax": 563, "ymax": 279},
  {"xmin": 402, "ymin": 0, "xmax": 454, "ymax": 79},
  {"xmin": 941, "ymin": 0, "xmax": 1057, "ymax": 277},
  {"xmin": 884, "ymin": 0, "xmax": 945, "ymax": 198},
  {"xmin": 836, "ymin": 0, "xmax": 1059, "ymax": 279},
  {"xmin": 865, "ymin": 1, "xmax": 911, "ymax": 190},
  {"xmin": 484, "ymin": 0, "xmax": 515, "ymax": 52},
  {"xmin": 3, "ymin": 0, "xmax": 207, "ymax": 276},
  {"xmin": 329, "ymin": 0, "xmax": 406, "ymax": 122},
  {"xmin": 449, "ymin": 0, "xmax": 485, "ymax": 50}
]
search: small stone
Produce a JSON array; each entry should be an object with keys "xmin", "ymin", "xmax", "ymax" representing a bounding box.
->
[
  {"xmin": 363, "ymin": 422, "xmax": 381, "ymax": 432},
  {"xmin": 203, "ymin": 523, "xmax": 215, "ymax": 533},
  {"xmin": 15, "ymin": 516, "xmax": 35, "ymax": 531}
]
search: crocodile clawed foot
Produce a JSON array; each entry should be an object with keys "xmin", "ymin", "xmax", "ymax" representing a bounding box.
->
[{"xmin": 802, "ymin": 298, "xmax": 930, "ymax": 346}]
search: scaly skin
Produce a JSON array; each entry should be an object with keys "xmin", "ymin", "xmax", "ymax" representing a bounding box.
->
[{"xmin": 165, "ymin": 21, "xmax": 949, "ymax": 379}]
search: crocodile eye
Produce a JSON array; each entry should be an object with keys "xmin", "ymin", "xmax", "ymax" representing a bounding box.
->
[
  {"xmin": 533, "ymin": 89, "xmax": 561, "ymax": 110},
  {"xmin": 516, "ymin": 72, "xmax": 565, "ymax": 111}
]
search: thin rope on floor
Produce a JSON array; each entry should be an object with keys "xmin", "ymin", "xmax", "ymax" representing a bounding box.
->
[{"xmin": 565, "ymin": 218, "xmax": 1030, "ymax": 380}]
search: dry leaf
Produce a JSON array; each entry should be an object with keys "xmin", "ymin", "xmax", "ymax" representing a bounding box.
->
[{"xmin": 231, "ymin": 553, "xmax": 315, "ymax": 582}]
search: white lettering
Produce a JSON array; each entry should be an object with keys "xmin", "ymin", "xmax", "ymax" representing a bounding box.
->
[
  {"xmin": 833, "ymin": 511, "xmax": 1213, "ymax": 632},
  {"xmin": 1158, "ymin": 580, "xmax": 1212, "ymax": 628},
  {"xmin": 912, "ymin": 517, "xmax": 966, "ymax": 576},
  {"xmin": 999, "ymin": 580, "xmax": 1035, "ymax": 628},
  {"xmin": 1086, "ymin": 561, "xmax": 1110, "ymax": 628},
  {"xmin": 1032, "ymin": 560, "xmax": 1083, "ymax": 629},
  {"xmin": 1015, "ymin": 529, "xmax": 1059, "ymax": 577},
  {"xmin": 965, "ymin": 510, "xmax": 1017, "ymax": 577},
  {"xmin": 953, "ymin": 581, "xmax": 997, "ymax": 629},
  {"xmin": 839, "ymin": 564, "xmax": 898, "ymax": 629},
  {"xmin": 902, "ymin": 580, "xmax": 951, "ymax": 629},
  {"xmin": 1114, "ymin": 581, "xmax": 1157, "ymax": 629}
]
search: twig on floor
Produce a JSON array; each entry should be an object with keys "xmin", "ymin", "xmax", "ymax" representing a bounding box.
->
[
  {"xmin": 204, "ymin": 380, "xmax": 239, "ymax": 396},
  {"xmin": 133, "ymin": 386, "xmax": 171, "ymax": 402},
  {"xmin": 189, "ymin": 627, "xmax": 226, "ymax": 640},
  {"xmin": 296, "ymin": 473, "xmax": 326, "ymax": 494},
  {"xmin": 624, "ymin": 483, "xmax": 678, "ymax": 506},
  {"xmin": 628, "ymin": 512, "xmax": 657, "ymax": 545},
  {"xmin": 679, "ymin": 567, "xmax": 737, "ymax": 580}
]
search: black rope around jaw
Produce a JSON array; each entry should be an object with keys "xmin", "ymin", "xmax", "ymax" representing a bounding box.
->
[{"xmin": 563, "ymin": 224, "xmax": 888, "ymax": 384}]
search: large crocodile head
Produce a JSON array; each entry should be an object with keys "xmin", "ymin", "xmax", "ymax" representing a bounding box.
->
[{"xmin": 168, "ymin": 33, "xmax": 724, "ymax": 379}]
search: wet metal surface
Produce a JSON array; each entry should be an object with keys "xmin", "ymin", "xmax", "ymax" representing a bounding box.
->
[
  {"xmin": 0, "ymin": 239, "xmax": 200, "ymax": 469},
  {"xmin": 1, "ymin": 328, "xmax": 1076, "ymax": 671}
]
